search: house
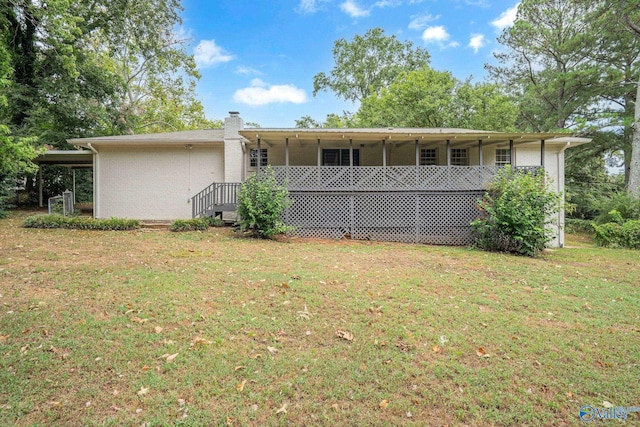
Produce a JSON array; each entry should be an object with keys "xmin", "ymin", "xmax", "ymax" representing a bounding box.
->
[{"xmin": 66, "ymin": 112, "xmax": 590, "ymax": 247}]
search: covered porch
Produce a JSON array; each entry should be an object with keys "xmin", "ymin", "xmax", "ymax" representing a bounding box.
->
[{"xmin": 238, "ymin": 128, "xmax": 574, "ymax": 192}]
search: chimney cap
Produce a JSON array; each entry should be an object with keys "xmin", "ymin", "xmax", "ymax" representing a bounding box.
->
[{"xmin": 229, "ymin": 111, "xmax": 240, "ymax": 116}]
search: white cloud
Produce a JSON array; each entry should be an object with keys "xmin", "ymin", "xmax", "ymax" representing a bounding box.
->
[
  {"xmin": 194, "ymin": 40, "xmax": 234, "ymax": 68},
  {"xmin": 374, "ymin": 0, "xmax": 402, "ymax": 7},
  {"xmin": 421, "ymin": 26, "xmax": 459, "ymax": 49},
  {"xmin": 236, "ymin": 66, "xmax": 262, "ymax": 76},
  {"xmin": 296, "ymin": 0, "xmax": 319, "ymax": 14},
  {"xmin": 491, "ymin": 3, "xmax": 519, "ymax": 31},
  {"xmin": 468, "ymin": 33, "xmax": 486, "ymax": 53},
  {"xmin": 340, "ymin": 0, "xmax": 370, "ymax": 18},
  {"xmin": 421, "ymin": 25, "xmax": 449, "ymax": 43},
  {"xmin": 233, "ymin": 79, "xmax": 307, "ymax": 106},
  {"xmin": 408, "ymin": 13, "xmax": 439, "ymax": 30}
]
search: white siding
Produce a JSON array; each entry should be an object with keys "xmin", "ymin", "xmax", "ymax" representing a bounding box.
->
[{"xmin": 95, "ymin": 145, "xmax": 223, "ymax": 220}]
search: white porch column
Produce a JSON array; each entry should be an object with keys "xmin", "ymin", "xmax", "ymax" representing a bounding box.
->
[
  {"xmin": 382, "ymin": 139, "xmax": 387, "ymax": 167},
  {"xmin": 415, "ymin": 140, "xmax": 419, "ymax": 166},
  {"xmin": 317, "ymin": 139, "xmax": 321, "ymax": 167},
  {"xmin": 541, "ymin": 139, "xmax": 546, "ymax": 167},
  {"xmin": 446, "ymin": 140, "xmax": 451, "ymax": 166},
  {"xmin": 38, "ymin": 166, "xmax": 43, "ymax": 208},
  {"xmin": 285, "ymin": 138, "xmax": 289, "ymax": 166},
  {"xmin": 478, "ymin": 140, "xmax": 483, "ymax": 165},
  {"xmin": 257, "ymin": 138, "xmax": 261, "ymax": 172},
  {"xmin": 509, "ymin": 140, "xmax": 514, "ymax": 165}
]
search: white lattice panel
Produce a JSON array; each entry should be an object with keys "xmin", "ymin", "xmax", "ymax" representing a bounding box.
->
[{"xmin": 284, "ymin": 191, "xmax": 483, "ymax": 245}]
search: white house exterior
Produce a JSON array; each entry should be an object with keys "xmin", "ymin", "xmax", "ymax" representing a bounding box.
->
[{"xmin": 69, "ymin": 112, "xmax": 589, "ymax": 247}]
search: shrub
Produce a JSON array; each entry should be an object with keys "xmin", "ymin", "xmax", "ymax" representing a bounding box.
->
[
  {"xmin": 203, "ymin": 216, "xmax": 224, "ymax": 227},
  {"xmin": 594, "ymin": 192, "xmax": 640, "ymax": 224},
  {"xmin": 565, "ymin": 218, "xmax": 594, "ymax": 234},
  {"xmin": 236, "ymin": 166, "xmax": 291, "ymax": 239},
  {"xmin": 471, "ymin": 166, "xmax": 561, "ymax": 257},
  {"xmin": 593, "ymin": 219, "xmax": 640, "ymax": 249},
  {"xmin": 22, "ymin": 215, "xmax": 139, "ymax": 230},
  {"xmin": 169, "ymin": 218, "xmax": 210, "ymax": 232}
]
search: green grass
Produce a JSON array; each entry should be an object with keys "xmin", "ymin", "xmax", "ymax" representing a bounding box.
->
[{"xmin": 0, "ymin": 210, "xmax": 638, "ymax": 426}]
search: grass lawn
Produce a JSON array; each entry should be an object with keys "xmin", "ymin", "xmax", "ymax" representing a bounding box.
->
[{"xmin": 0, "ymin": 211, "xmax": 638, "ymax": 426}]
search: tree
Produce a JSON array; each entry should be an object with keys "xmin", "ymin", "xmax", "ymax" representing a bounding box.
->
[
  {"xmin": 312, "ymin": 28, "xmax": 430, "ymax": 103},
  {"xmin": 621, "ymin": 0, "xmax": 640, "ymax": 197},
  {"xmin": 0, "ymin": 33, "xmax": 38, "ymax": 216},
  {"xmin": 486, "ymin": 0, "xmax": 603, "ymax": 131},
  {"xmin": 1, "ymin": 0, "xmax": 216, "ymax": 204},
  {"xmin": 355, "ymin": 67, "xmax": 517, "ymax": 130}
]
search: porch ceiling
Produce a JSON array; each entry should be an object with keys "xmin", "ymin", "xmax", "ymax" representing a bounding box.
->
[{"xmin": 239, "ymin": 128, "xmax": 579, "ymax": 147}]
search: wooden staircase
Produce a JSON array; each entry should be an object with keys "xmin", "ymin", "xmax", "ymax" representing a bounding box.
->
[{"xmin": 191, "ymin": 182, "xmax": 241, "ymax": 219}]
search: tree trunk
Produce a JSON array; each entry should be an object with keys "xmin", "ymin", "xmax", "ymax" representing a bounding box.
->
[{"xmin": 628, "ymin": 75, "xmax": 640, "ymax": 197}]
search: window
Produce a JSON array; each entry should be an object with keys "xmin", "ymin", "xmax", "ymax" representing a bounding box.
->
[
  {"xmin": 451, "ymin": 148, "xmax": 468, "ymax": 166},
  {"xmin": 322, "ymin": 149, "xmax": 360, "ymax": 166},
  {"xmin": 250, "ymin": 148, "xmax": 268, "ymax": 167},
  {"xmin": 495, "ymin": 148, "xmax": 511, "ymax": 166},
  {"xmin": 420, "ymin": 148, "xmax": 438, "ymax": 166}
]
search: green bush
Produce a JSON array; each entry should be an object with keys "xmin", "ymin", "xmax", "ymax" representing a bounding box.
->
[
  {"xmin": 236, "ymin": 166, "xmax": 291, "ymax": 239},
  {"xmin": 565, "ymin": 218, "xmax": 594, "ymax": 234},
  {"xmin": 22, "ymin": 215, "xmax": 139, "ymax": 230},
  {"xmin": 593, "ymin": 219, "xmax": 640, "ymax": 249},
  {"xmin": 594, "ymin": 192, "xmax": 640, "ymax": 224},
  {"xmin": 203, "ymin": 216, "xmax": 224, "ymax": 227},
  {"xmin": 169, "ymin": 218, "xmax": 210, "ymax": 232},
  {"xmin": 471, "ymin": 166, "xmax": 561, "ymax": 257}
]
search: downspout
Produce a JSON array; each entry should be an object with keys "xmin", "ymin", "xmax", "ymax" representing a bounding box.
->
[
  {"xmin": 557, "ymin": 142, "xmax": 571, "ymax": 248},
  {"xmin": 87, "ymin": 143, "xmax": 99, "ymax": 218}
]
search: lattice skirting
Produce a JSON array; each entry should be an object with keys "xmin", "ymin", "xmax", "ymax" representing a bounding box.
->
[{"xmin": 283, "ymin": 191, "xmax": 483, "ymax": 245}]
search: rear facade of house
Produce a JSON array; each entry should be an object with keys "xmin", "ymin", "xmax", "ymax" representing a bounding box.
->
[{"xmin": 70, "ymin": 112, "xmax": 589, "ymax": 247}]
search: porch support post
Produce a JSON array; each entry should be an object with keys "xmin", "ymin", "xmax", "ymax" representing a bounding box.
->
[
  {"xmin": 382, "ymin": 139, "xmax": 387, "ymax": 167},
  {"xmin": 285, "ymin": 138, "xmax": 289, "ymax": 166},
  {"xmin": 257, "ymin": 138, "xmax": 261, "ymax": 172},
  {"xmin": 478, "ymin": 140, "xmax": 483, "ymax": 165},
  {"xmin": 349, "ymin": 138, "xmax": 354, "ymax": 189},
  {"xmin": 317, "ymin": 138, "xmax": 321, "ymax": 167},
  {"xmin": 72, "ymin": 169, "xmax": 77, "ymax": 204},
  {"xmin": 540, "ymin": 139, "xmax": 545, "ymax": 167},
  {"xmin": 415, "ymin": 140, "xmax": 419, "ymax": 166},
  {"xmin": 509, "ymin": 139, "xmax": 514, "ymax": 166},
  {"xmin": 446, "ymin": 139, "xmax": 451, "ymax": 166},
  {"xmin": 38, "ymin": 166, "xmax": 43, "ymax": 208}
]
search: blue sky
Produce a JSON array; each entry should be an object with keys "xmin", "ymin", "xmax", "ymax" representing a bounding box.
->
[{"xmin": 180, "ymin": 0, "xmax": 520, "ymax": 128}]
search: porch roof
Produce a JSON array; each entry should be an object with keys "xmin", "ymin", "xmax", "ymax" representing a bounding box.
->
[
  {"xmin": 239, "ymin": 128, "xmax": 588, "ymax": 148},
  {"xmin": 34, "ymin": 150, "xmax": 93, "ymax": 168}
]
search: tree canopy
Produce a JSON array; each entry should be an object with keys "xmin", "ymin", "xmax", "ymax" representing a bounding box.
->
[{"xmin": 312, "ymin": 27, "xmax": 431, "ymax": 103}]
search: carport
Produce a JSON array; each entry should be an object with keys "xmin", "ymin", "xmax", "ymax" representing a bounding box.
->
[{"xmin": 33, "ymin": 150, "xmax": 93, "ymax": 207}]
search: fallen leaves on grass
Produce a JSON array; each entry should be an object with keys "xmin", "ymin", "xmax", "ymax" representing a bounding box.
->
[
  {"xmin": 164, "ymin": 353, "xmax": 179, "ymax": 362},
  {"xmin": 237, "ymin": 379, "xmax": 247, "ymax": 392},
  {"xmin": 432, "ymin": 345, "xmax": 442, "ymax": 354},
  {"xmin": 336, "ymin": 330, "xmax": 354, "ymax": 342},
  {"xmin": 154, "ymin": 326, "xmax": 163, "ymax": 333},
  {"xmin": 275, "ymin": 403, "xmax": 288, "ymax": 414},
  {"xmin": 130, "ymin": 316, "xmax": 149, "ymax": 324},
  {"xmin": 296, "ymin": 304, "xmax": 313, "ymax": 320},
  {"xmin": 476, "ymin": 347, "xmax": 491, "ymax": 358},
  {"xmin": 267, "ymin": 346, "xmax": 278, "ymax": 355},
  {"xmin": 137, "ymin": 386, "xmax": 149, "ymax": 396},
  {"xmin": 190, "ymin": 337, "xmax": 213, "ymax": 349},
  {"xmin": 379, "ymin": 399, "xmax": 389, "ymax": 410}
]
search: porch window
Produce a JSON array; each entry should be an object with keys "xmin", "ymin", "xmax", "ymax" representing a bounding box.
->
[
  {"xmin": 420, "ymin": 148, "xmax": 438, "ymax": 166},
  {"xmin": 495, "ymin": 148, "xmax": 511, "ymax": 166},
  {"xmin": 323, "ymin": 148, "xmax": 360, "ymax": 166},
  {"xmin": 451, "ymin": 148, "xmax": 468, "ymax": 166},
  {"xmin": 250, "ymin": 148, "xmax": 268, "ymax": 167}
]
